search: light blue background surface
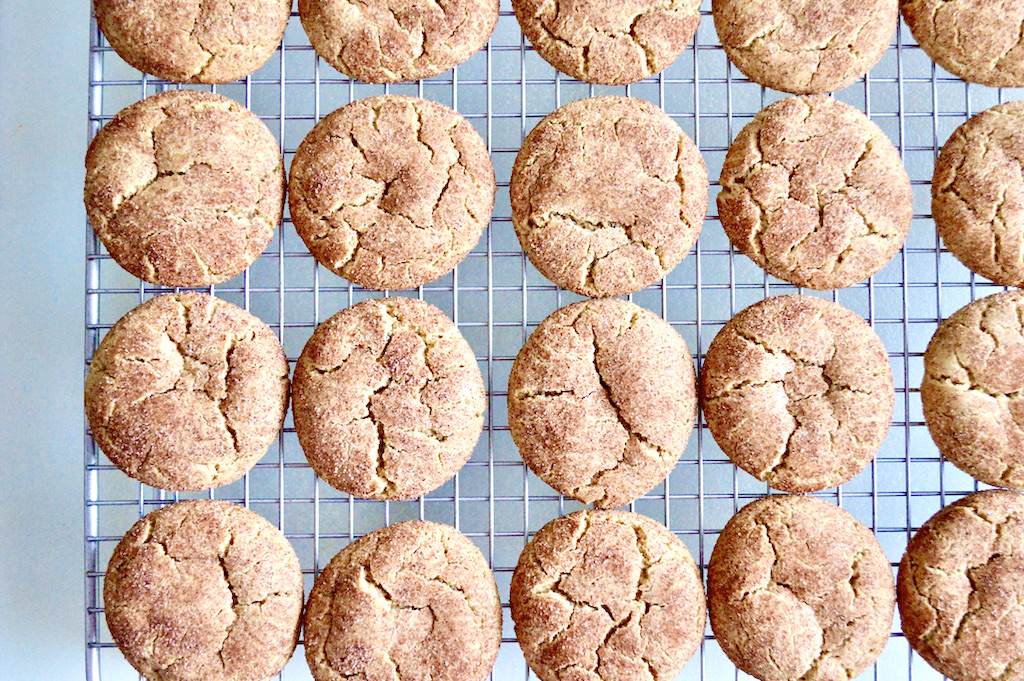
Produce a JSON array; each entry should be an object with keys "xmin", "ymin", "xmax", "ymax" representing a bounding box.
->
[{"xmin": 0, "ymin": 0, "xmax": 88, "ymax": 677}]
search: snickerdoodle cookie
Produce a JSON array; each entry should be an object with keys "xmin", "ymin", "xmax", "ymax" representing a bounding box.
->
[
  {"xmin": 922, "ymin": 289, "xmax": 1024, "ymax": 489},
  {"xmin": 510, "ymin": 509, "xmax": 706, "ymax": 681},
  {"xmin": 718, "ymin": 95, "xmax": 912, "ymax": 290},
  {"xmin": 511, "ymin": 96, "xmax": 708, "ymax": 298},
  {"xmin": 104, "ymin": 500, "xmax": 303, "ymax": 681},
  {"xmin": 292, "ymin": 297, "xmax": 486, "ymax": 500},
  {"xmin": 899, "ymin": 490, "xmax": 1024, "ymax": 681},
  {"xmin": 700, "ymin": 295, "xmax": 894, "ymax": 493},
  {"xmin": 507, "ymin": 299, "xmax": 697, "ymax": 508},
  {"xmin": 85, "ymin": 89, "xmax": 285, "ymax": 287},
  {"xmin": 708, "ymin": 495, "xmax": 895, "ymax": 681},
  {"xmin": 512, "ymin": 0, "xmax": 702, "ymax": 85},
  {"xmin": 304, "ymin": 520, "xmax": 501, "ymax": 681},
  {"xmin": 933, "ymin": 101, "xmax": 1024, "ymax": 287},
  {"xmin": 85, "ymin": 292, "xmax": 289, "ymax": 491},
  {"xmin": 289, "ymin": 95, "xmax": 495, "ymax": 290}
]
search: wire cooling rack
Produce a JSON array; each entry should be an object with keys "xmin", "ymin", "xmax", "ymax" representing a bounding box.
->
[{"xmin": 84, "ymin": 2, "xmax": 1024, "ymax": 679}]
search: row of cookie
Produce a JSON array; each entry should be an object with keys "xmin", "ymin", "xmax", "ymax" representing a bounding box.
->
[{"xmin": 95, "ymin": 0, "xmax": 1017, "ymax": 92}]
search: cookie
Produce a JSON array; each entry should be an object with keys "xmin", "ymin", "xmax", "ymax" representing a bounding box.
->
[
  {"xmin": 94, "ymin": 0, "xmax": 291, "ymax": 83},
  {"xmin": 933, "ymin": 101, "xmax": 1024, "ymax": 287},
  {"xmin": 85, "ymin": 89, "xmax": 285, "ymax": 287},
  {"xmin": 104, "ymin": 499, "xmax": 303, "ymax": 681},
  {"xmin": 507, "ymin": 299, "xmax": 697, "ymax": 508},
  {"xmin": 304, "ymin": 520, "xmax": 501, "ymax": 681},
  {"xmin": 292, "ymin": 297, "xmax": 486, "ymax": 500},
  {"xmin": 901, "ymin": 0, "xmax": 1024, "ymax": 88},
  {"xmin": 510, "ymin": 96, "xmax": 708, "ymax": 298},
  {"xmin": 713, "ymin": 0, "xmax": 897, "ymax": 94},
  {"xmin": 718, "ymin": 95, "xmax": 912, "ymax": 290},
  {"xmin": 708, "ymin": 495, "xmax": 895, "ymax": 681},
  {"xmin": 510, "ymin": 509, "xmax": 706, "ymax": 681},
  {"xmin": 512, "ymin": 0, "xmax": 701, "ymax": 85},
  {"xmin": 898, "ymin": 490, "xmax": 1024, "ymax": 681},
  {"xmin": 289, "ymin": 95, "xmax": 495, "ymax": 291},
  {"xmin": 85, "ymin": 292, "xmax": 289, "ymax": 491},
  {"xmin": 921, "ymin": 289, "xmax": 1024, "ymax": 489},
  {"xmin": 700, "ymin": 295, "xmax": 894, "ymax": 493},
  {"xmin": 298, "ymin": 0, "xmax": 497, "ymax": 83}
]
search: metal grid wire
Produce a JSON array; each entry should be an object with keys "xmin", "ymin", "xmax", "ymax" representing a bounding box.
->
[{"xmin": 84, "ymin": 2, "xmax": 1024, "ymax": 679}]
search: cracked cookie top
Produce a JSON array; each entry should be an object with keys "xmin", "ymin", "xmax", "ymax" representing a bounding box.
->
[
  {"xmin": 507, "ymin": 299, "xmax": 697, "ymax": 508},
  {"xmin": 104, "ymin": 499, "xmax": 304, "ymax": 681},
  {"xmin": 511, "ymin": 97, "xmax": 708, "ymax": 298},
  {"xmin": 289, "ymin": 95, "xmax": 495, "ymax": 291},
  {"xmin": 700, "ymin": 295, "xmax": 894, "ymax": 493},
  {"xmin": 304, "ymin": 520, "xmax": 502, "ymax": 681},
  {"xmin": 708, "ymin": 495, "xmax": 895, "ymax": 681},
  {"xmin": 85, "ymin": 90, "xmax": 285, "ymax": 287},
  {"xmin": 292, "ymin": 297, "xmax": 486, "ymax": 500},
  {"xmin": 510, "ymin": 509, "xmax": 706, "ymax": 681},
  {"xmin": 933, "ymin": 101, "xmax": 1024, "ymax": 287},
  {"xmin": 713, "ymin": 0, "xmax": 897, "ymax": 94},
  {"xmin": 718, "ymin": 95, "xmax": 912, "ymax": 290},
  {"xmin": 94, "ymin": 0, "xmax": 291, "ymax": 83},
  {"xmin": 298, "ymin": 0, "xmax": 497, "ymax": 82},
  {"xmin": 898, "ymin": 490, "xmax": 1024, "ymax": 681},
  {"xmin": 512, "ymin": 0, "xmax": 701, "ymax": 85},
  {"xmin": 902, "ymin": 0, "xmax": 1024, "ymax": 88},
  {"xmin": 85, "ymin": 292, "xmax": 290, "ymax": 491},
  {"xmin": 921, "ymin": 290, "xmax": 1024, "ymax": 489}
]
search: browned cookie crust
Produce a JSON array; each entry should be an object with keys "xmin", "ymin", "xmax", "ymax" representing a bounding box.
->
[
  {"xmin": 933, "ymin": 101, "xmax": 1024, "ymax": 287},
  {"xmin": 507, "ymin": 300, "xmax": 697, "ymax": 508},
  {"xmin": 511, "ymin": 97, "xmax": 708, "ymax": 298},
  {"xmin": 85, "ymin": 292, "xmax": 290, "ymax": 491},
  {"xmin": 700, "ymin": 295, "xmax": 894, "ymax": 493},
  {"xmin": 713, "ymin": 0, "xmax": 897, "ymax": 94},
  {"xmin": 289, "ymin": 95, "xmax": 495, "ymax": 291},
  {"xmin": 708, "ymin": 495, "xmax": 895, "ymax": 681},
  {"xmin": 292, "ymin": 297, "xmax": 486, "ymax": 500},
  {"xmin": 512, "ymin": 0, "xmax": 701, "ymax": 85},
  {"xmin": 718, "ymin": 95, "xmax": 912, "ymax": 290},
  {"xmin": 901, "ymin": 0, "xmax": 1024, "ymax": 88},
  {"xmin": 304, "ymin": 520, "xmax": 502, "ymax": 681},
  {"xmin": 85, "ymin": 90, "xmax": 285, "ymax": 287},
  {"xmin": 921, "ymin": 290, "xmax": 1024, "ymax": 489},
  {"xmin": 94, "ymin": 0, "xmax": 291, "ymax": 83},
  {"xmin": 104, "ymin": 500, "xmax": 303, "ymax": 681},
  {"xmin": 899, "ymin": 490, "xmax": 1024, "ymax": 681},
  {"xmin": 298, "ymin": 0, "xmax": 497, "ymax": 83},
  {"xmin": 510, "ymin": 510, "xmax": 706, "ymax": 681}
]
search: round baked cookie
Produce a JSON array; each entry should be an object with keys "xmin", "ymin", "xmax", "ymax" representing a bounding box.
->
[
  {"xmin": 901, "ymin": 0, "xmax": 1024, "ymax": 88},
  {"xmin": 700, "ymin": 295, "xmax": 894, "ymax": 493},
  {"xmin": 508, "ymin": 300, "xmax": 697, "ymax": 508},
  {"xmin": 85, "ymin": 89, "xmax": 285, "ymax": 287},
  {"xmin": 933, "ymin": 101, "xmax": 1024, "ymax": 287},
  {"xmin": 511, "ymin": 96, "xmax": 708, "ymax": 298},
  {"xmin": 512, "ymin": 0, "xmax": 701, "ymax": 85},
  {"xmin": 85, "ymin": 292, "xmax": 289, "ymax": 491},
  {"xmin": 298, "ymin": 0, "xmax": 497, "ymax": 82},
  {"xmin": 104, "ymin": 500, "xmax": 303, "ymax": 681},
  {"xmin": 708, "ymin": 495, "xmax": 895, "ymax": 681},
  {"xmin": 510, "ymin": 510, "xmax": 706, "ymax": 681},
  {"xmin": 718, "ymin": 95, "xmax": 912, "ymax": 290},
  {"xmin": 899, "ymin": 490, "xmax": 1024, "ymax": 681},
  {"xmin": 304, "ymin": 521, "xmax": 501, "ymax": 681},
  {"xmin": 921, "ymin": 290, "xmax": 1024, "ymax": 489},
  {"xmin": 95, "ymin": 0, "xmax": 291, "ymax": 83},
  {"xmin": 289, "ymin": 95, "xmax": 495, "ymax": 290},
  {"xmin": 292, "ymin": 297, "xmax": 486, "ymax": 500},
  {"xmin": 713, "ymin": 0, "xmax": 897, "ymax": 94}
]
